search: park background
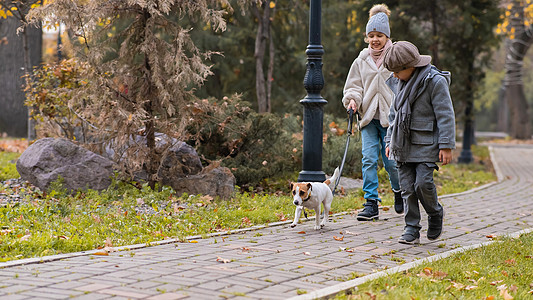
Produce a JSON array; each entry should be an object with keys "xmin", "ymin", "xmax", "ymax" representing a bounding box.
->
[{"xmin": 0, "ymin": 0, "xmax": 532, "ymax": 190}]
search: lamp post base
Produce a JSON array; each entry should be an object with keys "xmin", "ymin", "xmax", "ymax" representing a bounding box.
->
[{"xmin": 298, "ymin": 170, "xmax": 326, "ymax": 182}]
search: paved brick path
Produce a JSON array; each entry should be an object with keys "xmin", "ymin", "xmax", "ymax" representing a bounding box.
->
[{"xmin": 1, "ymin": 144, "xmax": 532, "ymax": 299}]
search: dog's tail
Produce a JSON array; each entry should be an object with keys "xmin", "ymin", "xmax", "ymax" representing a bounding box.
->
[{"xmin": 323, "ymin": 167, "xmax": 340, "ymax": 189}]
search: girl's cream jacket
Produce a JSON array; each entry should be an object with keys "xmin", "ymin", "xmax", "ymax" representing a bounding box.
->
[{"xmin": 342, "ymin": 48, "xmax": 394, "ymax": 128}]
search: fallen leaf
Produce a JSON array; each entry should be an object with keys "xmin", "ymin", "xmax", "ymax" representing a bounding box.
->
[
  {"xmin": 303, "ymin": 252, "xmax": 311, "ymax": 256},
  {"xmin": 92, "ymin": 251, "xmax": 109, "ymax": 256},
  {"xmin": 490, "ymin": 280, "xmax": 504, "ymax": 285},
  {"xmin": 333, "ymin": 235, "xmax": 344, "ymax": 241},
  {"xmin": 509, "ymin": 285, "xmax": 518, "ymax": 292},
  {"xmin": 345, "ymin": 230, "xmax": 360, "ymax": 235},
  {"xmin": 464, "ymin": 285, "xmax": 478, "ymax": 290},
  {"xmin": 216, "ymin": 256, "xmax": 231, "ymax": 263},
  {"xmin": 502, "ymin": 270, "xmax": 508, "ymax": 276},
  {"xmin": 345, "ymin": 248, "xmax": 355, "ymax": 253},
  {"xmin": 276, "ymin": 213, "xmax": 288, "ymax": 221},
  {"xmin": 486, "ymin": 235, "xmax": 495, "ymax": 239},
  {"xmin": 189, "ymin": 240, "xmax": 198, "ymax": 243},
  {"xmin": 482, "ymin": 296, "xmax": 495, "ymax": 300},
  {"xmin": 364, "ymin": 292, "xmax": 376, "ymax": 300},
  {"xmin": 297, "ymin": 231, "xmax": 306, "ymax": 234},
  {"xmin": 504, "ymin": 259, "xmax": 516, "ymax": 265},
  {"xmin": 500, "ymin": 289, "xmax": 513, "ymax": 300},
  {"xmin": 241, "ymin": 247, "xmax": 250, "ymax": 252},
  {"xmin": 383, "ymin": 207, "xmax": 390, "ymax": 211}
]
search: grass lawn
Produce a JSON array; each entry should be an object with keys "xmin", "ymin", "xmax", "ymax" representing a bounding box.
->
[
  {"xmin": 0, "ymin": 145, "xmax": 496, "ymax": 262},
  {"xmin": 333, "ymin": 231, "xmax": 533, "ymax": 299}
]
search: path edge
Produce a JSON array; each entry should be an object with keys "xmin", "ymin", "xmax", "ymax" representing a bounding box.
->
[{"xmin": 287, "ymin": 227, "xmax": 533, "ymax": 300}]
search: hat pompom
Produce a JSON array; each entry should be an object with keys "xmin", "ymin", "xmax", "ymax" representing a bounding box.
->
[{"xmin": 369, "ymin": 4, "xmax": 390, "ymax": 17}]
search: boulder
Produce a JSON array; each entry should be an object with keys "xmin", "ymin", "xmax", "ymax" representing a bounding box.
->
[
  {"xmin": 16, "ymin": 138, "xmax": 113, "ymax": 192},
  {"xmin": 169, "ymin": 166, "xmax": 236, "ymax": 199}
]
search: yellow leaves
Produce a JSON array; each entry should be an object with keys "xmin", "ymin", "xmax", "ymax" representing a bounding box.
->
[{"xmin": 269, "ymin": 1, "xmax": 275, "ymax": 9}]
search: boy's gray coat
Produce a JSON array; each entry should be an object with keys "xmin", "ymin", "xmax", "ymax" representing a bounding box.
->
[{"xmin": 385, "ymin": 66, "xmax": 456, "ymax": 163}]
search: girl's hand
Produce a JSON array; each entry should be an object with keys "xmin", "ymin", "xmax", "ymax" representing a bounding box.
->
[
  {"xmin": 347, "ymin": 100, "xmax": 358, "ymax": 112},
  {"xmin": 439, "ymin": 149, "xmax": 452, "ymax": 165},
  {"xmin": 385, "ymin": 147, "xmax": 390, "ymax": 158}
]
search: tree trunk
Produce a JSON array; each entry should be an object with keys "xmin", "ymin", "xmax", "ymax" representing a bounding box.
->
[
  {"xmin": 0, "ymin": 17, "xmax": 42, "ymax": 137},
  {"xmin": 504, "ymin": 1, "xmax": 533, "ymax": 140},
  {"xmin": 252, "ymin": 1, "xmax": 272, "ymax": 113}
]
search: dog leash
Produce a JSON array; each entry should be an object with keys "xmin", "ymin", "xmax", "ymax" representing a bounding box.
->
[{"xmin": 333, "ymin": 108, "xmax": 360, "ymax": 196}]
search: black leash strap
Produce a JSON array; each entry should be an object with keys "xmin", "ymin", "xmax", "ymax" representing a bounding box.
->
[{"xmin": 333, "ymin": 109, "xmax": 359, "ymax": 196}]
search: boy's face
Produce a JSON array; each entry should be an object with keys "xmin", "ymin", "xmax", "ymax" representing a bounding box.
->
[
  {"xmin": 366, "ymin": 31, "xmax": 388, "ymax": 50},
  {"xmin": 393, "ymin": 67, "xmax": 416, "ymax": 82}
]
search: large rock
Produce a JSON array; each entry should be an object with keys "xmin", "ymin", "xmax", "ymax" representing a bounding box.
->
[
  {"xmin": 16, "ymin": 138, "xmax": 113, "ymax": 192},
  {"xmin": 169, "ymin": 166, "xmax": 236, "ymax": 199}
]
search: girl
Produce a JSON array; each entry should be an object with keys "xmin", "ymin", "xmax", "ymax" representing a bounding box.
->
[{"xmin": 342, "ymin": 4, "xmax": 402, "ymax": 221}]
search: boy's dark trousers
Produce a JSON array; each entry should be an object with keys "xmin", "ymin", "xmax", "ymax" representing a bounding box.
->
[{"xmin": 398, "ymin": 162, "xmax": 443, "ymax": 234}]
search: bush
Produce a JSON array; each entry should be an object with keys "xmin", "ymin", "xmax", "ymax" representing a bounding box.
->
[{"xmin": 190, "ymin": 98, "xmax": 302, "ymax": 188}]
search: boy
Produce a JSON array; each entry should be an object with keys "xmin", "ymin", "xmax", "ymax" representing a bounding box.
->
[{"xmin": 383, "ymin": 41, "xmax": 455, "ymax": 244}]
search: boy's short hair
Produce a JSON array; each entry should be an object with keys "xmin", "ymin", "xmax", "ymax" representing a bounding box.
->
[{"xmin": 383, "ymin": 41, "xmax": 432, "ymax": 73}]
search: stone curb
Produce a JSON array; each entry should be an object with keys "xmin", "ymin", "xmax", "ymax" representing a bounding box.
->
[{"xmin": 288, "ymin": 227, "xmax": 533, "ymax": 300}]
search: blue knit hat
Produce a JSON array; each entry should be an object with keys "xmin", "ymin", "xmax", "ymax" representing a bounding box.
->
[{"xmin": 365, "ymin": 4, "xmax": 391, "ymax": 37}]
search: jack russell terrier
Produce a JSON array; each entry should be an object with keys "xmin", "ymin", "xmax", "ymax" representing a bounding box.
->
[{"xmin": 289, "ymin": 167, "xmax": 340, "ymax": 230}]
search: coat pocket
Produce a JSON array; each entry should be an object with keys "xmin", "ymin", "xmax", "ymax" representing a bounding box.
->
[{"xmin": 410, "ymin": 120, "xmax": 434, "ymax": 145}]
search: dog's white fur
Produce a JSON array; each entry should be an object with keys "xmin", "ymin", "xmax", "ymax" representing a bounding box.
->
[{"xmin": 289, "ymin": 167, "xmax": 340, "ymax": 230}]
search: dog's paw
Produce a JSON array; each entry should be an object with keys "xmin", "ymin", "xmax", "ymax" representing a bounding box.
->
[
  {"xmin": 290, "ymin": 223, "xmax": 297, "ymax": 228},
  {"xmin": 314, "ymin": 225, "xmax": 321, "ymax": 230},
  {"xmin": 320, "ymin": 223, "xmax": 325, "ymax": 228}
]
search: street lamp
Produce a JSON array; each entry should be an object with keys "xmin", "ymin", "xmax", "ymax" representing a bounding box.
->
[{"xmin": 298, "ymin": 0, "xmax": 327, "ymax": 182}]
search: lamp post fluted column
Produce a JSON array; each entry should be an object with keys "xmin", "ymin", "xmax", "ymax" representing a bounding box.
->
[{"xmin": 298, "ymin": 0, "xmax": 327, "ymax": 182}]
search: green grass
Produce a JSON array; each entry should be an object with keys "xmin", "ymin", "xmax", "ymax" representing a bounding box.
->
[
  {"xmin": 0, "ymin": 147, "xmax": 496, "ymax": 262},
  {"xmin": 0, "ymin": 152, "xmax": 20, "ymax": 181},
  {"xmin": 332, "ymin": 232, "xmax": 533, "ymax": 299}
]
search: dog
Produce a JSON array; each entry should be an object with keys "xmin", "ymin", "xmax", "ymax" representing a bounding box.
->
[{"xmin": 289, "ymin": 167, "xmax": 340, "ymax": 230}]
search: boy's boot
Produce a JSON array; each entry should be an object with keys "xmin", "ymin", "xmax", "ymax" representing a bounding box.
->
[
  {"xmin": 427, "ymin": 210, "xmax": 444, "ymax": 240},
  {"xmin": 398, "ymin": 230, "xmax": 420, "ymax": 244},
  {"xmin": 393, "ymin": 190, "xmax": 404, "ymax": 214},
  {"xmin": 357, "ymin": 199, "xmax": 379, "ymax": 221}
]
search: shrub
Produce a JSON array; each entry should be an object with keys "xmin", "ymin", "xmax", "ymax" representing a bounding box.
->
[{"xmin": 189, "ymin": 98, "xmax": 302, "ymax": 188}]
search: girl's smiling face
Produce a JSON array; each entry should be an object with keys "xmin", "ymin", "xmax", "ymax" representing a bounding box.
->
[{"xmin": 367, "ymin": 31, "xmax": 388, "ymax": 50}]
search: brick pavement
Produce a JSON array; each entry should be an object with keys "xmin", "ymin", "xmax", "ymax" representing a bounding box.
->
[{"xmin": 1, "ymin": 144, "xmax": 532, "ymax": 299}]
